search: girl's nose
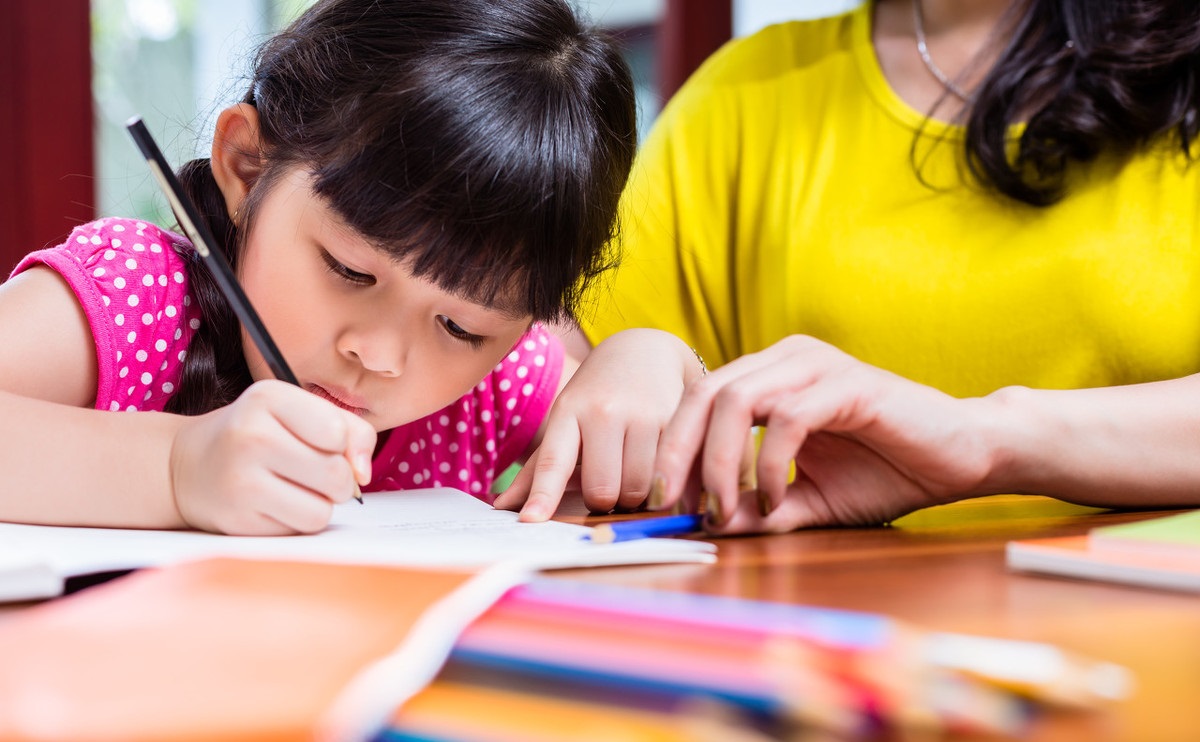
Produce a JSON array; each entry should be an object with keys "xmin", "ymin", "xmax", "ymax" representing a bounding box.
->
[{"xmin": 340, "ymin": 331, "xmax": 404, "ymax": 377}]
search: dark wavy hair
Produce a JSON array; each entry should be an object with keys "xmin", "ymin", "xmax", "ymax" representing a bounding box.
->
[
  {"xmin": 941, "ymin": 0, "xmax": 1200, "ymax": 206},
  {"xmin": 166, "ymin": 0, "xmax": 636, "ymax": 415}
]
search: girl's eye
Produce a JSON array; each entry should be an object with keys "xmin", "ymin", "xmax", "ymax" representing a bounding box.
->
[
  {"xmin": 438, "ymin": 315, "xmax": 486, "ymax": 349},
  {"xmin": 320, "ymin": 250, "xmax": 375, "ymax": 286}
]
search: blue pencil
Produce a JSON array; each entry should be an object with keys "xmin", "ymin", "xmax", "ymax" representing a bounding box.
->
[{"xmin": 586, "ymin": 514, "xmax": 704, "ymax": 544}]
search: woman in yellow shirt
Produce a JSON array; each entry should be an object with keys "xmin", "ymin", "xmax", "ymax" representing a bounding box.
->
[{"xmin": 496, "ymin": 0, "xmax": 1200, "ymax": 531}]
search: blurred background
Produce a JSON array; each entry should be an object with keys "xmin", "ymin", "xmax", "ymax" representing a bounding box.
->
[{"xmin": 0, "ymin": 0, "xmax": 860, "ymax": 272}]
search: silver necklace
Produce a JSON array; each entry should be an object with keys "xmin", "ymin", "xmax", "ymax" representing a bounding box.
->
[{"xmin": 913, "ymin": 0, "xmax": 971, "ymax": 100}]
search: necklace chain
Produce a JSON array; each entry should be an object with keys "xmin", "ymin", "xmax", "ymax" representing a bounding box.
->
[{"xmin": 913, "ymin": 0, "xmax": 971, "ymax": 101}]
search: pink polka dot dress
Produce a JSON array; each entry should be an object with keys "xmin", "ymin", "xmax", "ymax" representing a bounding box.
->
[
  {"xmin": 13, "ymin": 218, "xmax": 201, "ymax": 412},
  {"xmin": 11, "ymin": 217, "xmax": 563, "ymax": 501}
]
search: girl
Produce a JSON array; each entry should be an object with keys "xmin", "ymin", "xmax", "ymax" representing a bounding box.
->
[{"xmin": 0, "ymin": 0, "xmax": 702, "ymax": 535}]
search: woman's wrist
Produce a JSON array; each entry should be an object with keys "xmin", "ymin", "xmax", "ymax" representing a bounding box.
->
[{"xmin": 969, "ymin": 384, "xmax": 1070, "ymax": 499}]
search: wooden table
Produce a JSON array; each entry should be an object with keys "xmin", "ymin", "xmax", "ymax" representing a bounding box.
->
[
  {"xmin": 551, "ymin": 496, "xmax": 1200, "ymax": 742},
  {"xmin": 2, "ymin": 496, "xmax": 1195, "ymax": 740}
]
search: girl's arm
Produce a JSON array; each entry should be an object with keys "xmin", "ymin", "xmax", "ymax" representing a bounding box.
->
[
  {"xmin": 494, "ymin": 327, "xmax": 704, "ymax": 521},
  {"xmin": 0, "ymin": 267, "xmax": 187, "ymax": 527},
  {"xmin": 0, "ymin": 267, "xmax": 375, "ymax": 533}
]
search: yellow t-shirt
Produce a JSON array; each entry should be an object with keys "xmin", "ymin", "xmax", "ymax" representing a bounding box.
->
[{"xmin": 580, "ymin": 3, "xmax": 1200, "ymax": 398}]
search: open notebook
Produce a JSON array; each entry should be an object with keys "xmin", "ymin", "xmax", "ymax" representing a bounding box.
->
[
  {"xmin": 0, "ymin": 489, "xmax": 715, "ymax": 741},
  {"xmin": 0, "ymin": 487, "xmax": 715, "ymax": 603}
]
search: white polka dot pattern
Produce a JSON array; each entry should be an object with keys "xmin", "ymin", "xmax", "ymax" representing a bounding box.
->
[
  {"xmin": 365, "ymin": 324, "xmax": 564, "ymax": 503},
  {"xmin": 11, "ymin": 218, "xmax": 202, "ymax": 413}
]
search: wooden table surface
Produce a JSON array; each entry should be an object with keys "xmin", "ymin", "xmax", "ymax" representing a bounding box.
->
[{"xmin": 552, "ymin": 496, "xmax": 1200, "ymax": 742}]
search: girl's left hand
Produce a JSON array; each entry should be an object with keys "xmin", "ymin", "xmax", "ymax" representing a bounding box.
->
[{"xmin": 493, "ymin": 328, "xmax": 702, "ymax": 521}]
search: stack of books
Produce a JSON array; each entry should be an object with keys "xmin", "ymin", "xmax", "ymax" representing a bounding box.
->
[{"xmin": 1007, "ymin": 510, "xmax": 1200, "ymax": 593}]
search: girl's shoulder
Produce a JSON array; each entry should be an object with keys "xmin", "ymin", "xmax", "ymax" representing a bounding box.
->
[
  {"xmin": 10, "ymin": 217, "xmax": 203, "ymax": 413},
  {"xmin": 56, "ymin": 217, "xmax": 191, "ymax": 269}
]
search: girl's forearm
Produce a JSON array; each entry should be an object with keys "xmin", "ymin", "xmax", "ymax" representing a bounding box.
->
[
  {"xmin": 977, "ymin": 376, "xmax": 1200, "ymax": 508},
  {"xmin": 0, "ymin": 391, "xmax": 188, "ymax": 528}
]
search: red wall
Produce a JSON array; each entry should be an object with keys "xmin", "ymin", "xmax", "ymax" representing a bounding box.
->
[{"xmin": 0, "ymin": 0, "xmax": 94, "ymax": 276}]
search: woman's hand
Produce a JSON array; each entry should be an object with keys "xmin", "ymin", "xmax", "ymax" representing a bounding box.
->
[
  {"xmin": 169, "ymin": 380, "xmax": 377, "ymax": 535},
  {"xmin": 494, "ymin": 328, "xmax": 704, "ymax": 521},
  {"xmin": 654, "ymin": 335, "xmax": 1005, "ymax": 534}
]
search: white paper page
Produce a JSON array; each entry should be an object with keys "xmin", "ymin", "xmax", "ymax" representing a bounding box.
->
[
  {"xmin": 0, "ymin": 488, "xmax": 715, "ymax": 577},
  {"xmin": 0, "ymin": 551, "xmax": 62, "ymax": 602}
]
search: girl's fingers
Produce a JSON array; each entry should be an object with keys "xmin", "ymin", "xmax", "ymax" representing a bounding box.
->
[
  {"xmin": 249, "ymin": 484, "xmax": 338, "ymax": 534},
  {"xmin": 577, "ymin": 415, "xmax": 627, "ymax": 514},
  {"xmin": 265, "ymin": 384, "xmax": 376, "ymax": 457},
  {"xmin": 491, "ymin": 445, "xmax": 543, "ymax": 512},
  {"xmin": 511, "ymin": 415, "xmax": 583, "ymax": 522},
  {"xmin": 616, "ymin": 420, "xmax": 658, "ymax": 511},
  {"xmin": 245, "ymin": 381, "xmax": 377, "ymax": 489},
  {"xmin": 258, "ymin": 434, "xmax": 363, "ymax": 506}
]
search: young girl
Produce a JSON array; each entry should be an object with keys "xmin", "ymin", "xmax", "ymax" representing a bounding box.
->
[{"xmin": 0, "ymin": 0, "xmax": 702, "ymax": 535}]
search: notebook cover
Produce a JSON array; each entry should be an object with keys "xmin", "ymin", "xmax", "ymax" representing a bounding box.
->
[{"xmin": 0, "ymin": 557, "xmax": 522, "ymax": 742}]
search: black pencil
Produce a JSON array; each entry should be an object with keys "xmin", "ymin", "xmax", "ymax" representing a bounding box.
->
[{"xmin": 126, "ymin": 116, "xmax": 363, "ymax": 504}]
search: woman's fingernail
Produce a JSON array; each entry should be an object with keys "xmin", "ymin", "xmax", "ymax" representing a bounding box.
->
[
  {"xmin": 704, "ymin": 491, "xmax": 724, "ymax": 527},
  {"xmin": 648, "ymin": 474, "xmax": 667, "ymax": 510},
  {"xmin": 757, "ymin": 489, "xmax": 774, "ymax": 517}
]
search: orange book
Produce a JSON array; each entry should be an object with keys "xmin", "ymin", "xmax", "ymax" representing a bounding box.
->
[{"xmin": 0, "ymin": 557, "xmax": 529, "ymax": 742}]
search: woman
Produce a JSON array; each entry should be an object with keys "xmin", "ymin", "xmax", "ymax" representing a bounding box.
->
[{"xmin": 497, "ymin": 0, "xmax": 1200, "ymax": 533}]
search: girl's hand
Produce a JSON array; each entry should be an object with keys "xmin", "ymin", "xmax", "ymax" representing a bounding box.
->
[
  {"xmin": 169, "ymin": 380, "xmax": 376, "ymax": 535},
  {"xmin": 654, "ymin": 335, "xmax": 1003, "ymax": 534},
  {"xmin": 494, "ymin": 328, "xmax": 704, "ymax": 521}
]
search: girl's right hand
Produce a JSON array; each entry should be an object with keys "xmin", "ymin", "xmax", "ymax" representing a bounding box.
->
[{"xmin": 169, "ymin": 380, "xmax": 376, "ymax": 535}]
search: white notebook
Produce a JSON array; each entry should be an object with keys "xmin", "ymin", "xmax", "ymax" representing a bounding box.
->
[{"xmin": 0, "ymin": 487, "xmax": 716, "ymax": 602}]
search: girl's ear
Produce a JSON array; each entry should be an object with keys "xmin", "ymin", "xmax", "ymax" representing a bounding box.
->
[{"xmin": 210, "ymin": 103, "xmax": 265, "ymax": 221}]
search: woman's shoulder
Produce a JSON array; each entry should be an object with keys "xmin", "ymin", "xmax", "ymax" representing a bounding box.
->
[{"xmin": 690, "ymin": 5, "xmax": 864, "ymax": 90}]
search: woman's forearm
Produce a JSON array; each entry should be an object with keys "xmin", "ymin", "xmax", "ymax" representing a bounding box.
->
[{"xmin": 978, "ymin": 376, "xmax": 1200, "ymax": 508}]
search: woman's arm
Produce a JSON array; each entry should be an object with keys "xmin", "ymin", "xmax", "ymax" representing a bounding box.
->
[{"xmin": 652, "ymin": 335, "xmax": 1200, "ymax": 534}]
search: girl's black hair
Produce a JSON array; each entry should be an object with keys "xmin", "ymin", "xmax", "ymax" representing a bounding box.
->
[
  {"xmin": 168, "ymin": 0, "xmax": 636, "ymax": 415},
  {"xmin": 954, "ymin": 0, "xmax": 1200, "ymax": 206}
]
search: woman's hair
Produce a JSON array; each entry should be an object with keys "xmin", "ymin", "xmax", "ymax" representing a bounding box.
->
[
  {"xmin": 954, "ymin": 0, "xmax": 1200, "ymax": 206},
  {"xmin": 169, "ymin": 0, "xmax": 636, "ymax": 415}
]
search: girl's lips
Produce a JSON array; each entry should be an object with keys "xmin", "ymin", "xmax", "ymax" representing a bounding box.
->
[{"xmin": 306, "ymin": 383, "xmax": 369, "ymax": 416}]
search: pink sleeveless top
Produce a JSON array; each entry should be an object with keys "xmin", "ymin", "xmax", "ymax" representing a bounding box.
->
[{"xmin": 13, "ymin": 218, "xmax": 562, "ymax": 500}]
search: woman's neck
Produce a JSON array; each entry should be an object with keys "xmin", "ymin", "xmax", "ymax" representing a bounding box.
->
[{"xmin": 873, "ymin": 0, "xmax": 1020, "ymax": 122}]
